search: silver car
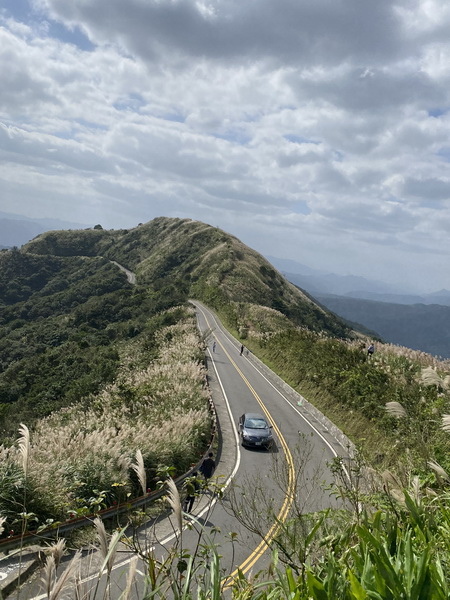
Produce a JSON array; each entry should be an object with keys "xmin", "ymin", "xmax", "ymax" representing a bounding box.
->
[{"xmin": 238, "ymin": 413, "xmax": 273, "ymax": 449}]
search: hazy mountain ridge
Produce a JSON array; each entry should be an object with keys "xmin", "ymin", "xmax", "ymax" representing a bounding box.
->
[
  {"xmin": 267, "ymin": 255, "xmax": 450, "ymax": 305},
  {"xmin": 23, "ymin": 218, "xmax": 352, "ymax": 337},
  {"xmin": 264, "ymin": 256, "xmax": 450, "ymax": 358},
  {"xmin": 315, "ymin": 293, "xmax": 450, "ymax": 359},
  {"xmin": 0, "ymin": 211, "xmax": 89, "ymax": 249}
]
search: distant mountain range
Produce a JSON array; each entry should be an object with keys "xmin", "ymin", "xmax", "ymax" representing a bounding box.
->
[
  {"xmin": 0, "ymin": 211, "xmax": 89, "ymax": 248},
  {"xmin": 314, "ymin": 294, "xmax": 450, "ymax": 359},
  {"xmin": 267, "ymin": 255, "xmax": 450, "ymax": 306},
  {"xmin": 2, "ymin": 215, "xmax": 449, "ymax": 358},
  {"xmin": 267, "ymin": 256, "xmax": 450, "ymax": 358}
]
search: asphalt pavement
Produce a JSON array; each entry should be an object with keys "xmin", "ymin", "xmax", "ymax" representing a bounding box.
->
[{"xmin": 1, "ymin": 301, "xmax": 354, "ymax": 599}]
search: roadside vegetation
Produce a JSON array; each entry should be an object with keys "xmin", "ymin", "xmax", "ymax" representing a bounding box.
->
[
  {"xmin": 0, "ymin": 307, "xmax": 211, "ymax": 537},
  {"xmin": 2, "ymin": 217, "xmax": 450, "ymax": 598},
  {"xmin": 218, "ymin": 300, "xmax": 450, "ymax": 476}
]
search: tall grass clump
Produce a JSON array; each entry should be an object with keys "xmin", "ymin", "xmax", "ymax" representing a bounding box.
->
[
  {"xmin": 216, "ymin": 300, "xmax": 450, "ymax": 478},
  {"xmin": 0, "ymin": 307, "xmax": 212, "ymax": 533}
]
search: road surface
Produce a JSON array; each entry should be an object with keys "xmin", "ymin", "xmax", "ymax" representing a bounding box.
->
[{"xmin": 15, "ymin": 301, "xmax": 352, "ymax": 599}]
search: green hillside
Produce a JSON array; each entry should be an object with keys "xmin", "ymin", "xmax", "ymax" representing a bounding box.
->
[
  {"xmin": 0, "ymin": 217, "xmax": 357, "ymax": 532},
  {"xmin": 2, "ymin": 217, "xmax": 450, "ymax": 598},
  {"xmin": 23, "ymin": 217, "xmax": 351, "ymax": 337},
  {"xmin": 316, "ymin": 293, "xmax": 450, "ymax": 358}
]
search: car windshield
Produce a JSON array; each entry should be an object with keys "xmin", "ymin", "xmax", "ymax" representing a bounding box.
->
[{"xmin": 244, "ymin": 418, "xmax": 268, "ymax": 429}]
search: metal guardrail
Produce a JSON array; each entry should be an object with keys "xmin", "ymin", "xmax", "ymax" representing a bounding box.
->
[{"xmin": 0, "ymin": 396, "xmax": 218, "ymax": 554}]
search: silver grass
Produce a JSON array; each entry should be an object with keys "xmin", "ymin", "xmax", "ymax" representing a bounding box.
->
[
  {"xmin": 421, "ymin": 366, "xmax": 442, "ymax": 387},
  {"xmin": 382, "ymin": 470, "xmax": 403, "ymax": 490},
  {"xmin": 385, "ymin": 401, "xmax": 407, "ymax": 419},
  {"xmin": 74, "ymin": 572, "xmax": 88, "ymax": 600},
  {"xmin": 94, "ymin": 517, "xmax": 108, "ymax": 566},
  {"xmin": 18, "ymin": 423, "xmax": 30, "ymax": 478},
  {"xmin": 132, "ymin": 449, "xmax": 147, "ymax": 496},
  {"xmin": 94, "ymin": 517, "xmax": 124, "ymax": 576},
  {"xmin": 48, "ymin": 550, "xmax": 81, "ymax": 600},
  {"xmin": 442, "ymin": 414, "xmax": 450, "ymax": 432},
  {"xmin": 428, "ymin": 459, "xmax": 450, "ymax": 481},
  {"xmin": 120, "ymin": 556, "xmax": 138, "ymax": 600},
  {"xmin": 382, "ymin": 469, "xmax": 405, "ymax": 504},
  {"xmin": 166, "ymin": 477, "xmax": 182, "ymax": 531},
  {"xmin": 1, "ymin": 318, "xmax": 210, "ymax": 516},
  {"xmin": 41, "ymin": 554, "xmax": 56, "ymax": 598},
  {"xmin": 47, "ymin": 538, "xmax": 66, "ymax": 568},
  {"xmin": 411, "ymin": 476, "xmax": 421, "ymax": 503}
]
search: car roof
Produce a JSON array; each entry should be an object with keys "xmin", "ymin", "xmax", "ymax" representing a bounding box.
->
[{"xmin": 243, "ymin": 412, "xmax": 267, "ymax": 420}]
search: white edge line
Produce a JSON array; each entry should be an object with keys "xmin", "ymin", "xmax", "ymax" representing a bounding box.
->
[
  {"xmin": 29, "ymin": 331, "xmax": 243, "ymax": 599},
  {"xmin": 202, "ymin": 305, "xmax": 351, "ymax": 478}
]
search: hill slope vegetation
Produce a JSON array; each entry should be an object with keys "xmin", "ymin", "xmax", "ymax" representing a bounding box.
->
[
  {"xmin": 316, "ymin": 293, "xmax": 450, "ymax": 358},
  {"xmin": 2, "ymin": 218, "xmax": 450, "ymax": 598}
]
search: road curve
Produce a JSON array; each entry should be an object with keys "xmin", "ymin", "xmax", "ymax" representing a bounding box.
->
[
  {"xmin": 191, "ymin": 301, "xmax": 352, "ymax": 578},
  {"xmin": 19, "ymin": 301, "xmax": 352, "ymax": 599}
]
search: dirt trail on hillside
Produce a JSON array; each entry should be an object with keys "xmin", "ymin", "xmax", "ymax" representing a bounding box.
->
[{"xmin": 111, "ymin": 261, "xmax": 136, "ymax": 285}]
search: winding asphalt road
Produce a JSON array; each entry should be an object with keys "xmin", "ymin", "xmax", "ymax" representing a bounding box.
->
[
  {"xmin": 16, "ymin": 301, "xmax": 352, "ymax": 599},
  {"xmin": 191, "ymin": 301, "xmax": 351, "ymax": 578}
]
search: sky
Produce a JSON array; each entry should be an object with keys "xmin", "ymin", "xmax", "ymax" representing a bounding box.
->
[{"xmin": 1, "ymin": 0, "xmax": 450, "ymax": 293}]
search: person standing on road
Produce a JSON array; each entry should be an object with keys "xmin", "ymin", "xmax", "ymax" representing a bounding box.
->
[
  {"xmin": 199, "ymin": 452, "xmax": 216, "ymax": 482},
  {"xmin": 183, "ymin": 472, "xmax": 200, "ymax": 513},
  {"xmin": 240, "ymin": 344, "xmax": 244, "ymax": 356},
  {"xmin": 212, "ymin": 341, "xmax": 216, "ymax": 353}
]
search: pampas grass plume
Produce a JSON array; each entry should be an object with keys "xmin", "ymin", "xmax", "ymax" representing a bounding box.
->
[
  {"xmin": 166, "ymin": 477, "xmax": 182, "ymax": 531},
  {"xmin": 132, "ymin": 449, "xmax": 147, "ymax": 496},
  {"xmin": 421, "ymin": 366, "xmax": 442, "ymax": 387},
  {"xmin": 94, "ymin": 517, "xmax": 123, "ymax": 576},
  {"xmin": 122, "ymin": 556, "xmax": 138, "ymax": 600},
  {"xmin": 442, "ymin": 414, "xmax": 450, "ymax": 432},
  {"xmin": 385, "ymin": 401, "xmax": 407, "ymax": 419},
  {"xmin": 18, "ymin": 423, "xmax": 30, "ymax": 478},
  {"xmin": 41, "ymin": 550, "xmax": 81, "ymax": 600},
  {"xmin": 428, "ymin": 460, "xmax": 450, "ymax": 482}
]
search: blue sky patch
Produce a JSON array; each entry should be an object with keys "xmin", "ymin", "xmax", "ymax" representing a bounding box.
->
[
  {"xmin": 284, "ymin": 134, "xmax": 319, "ymax": 145},
  {"xmin": 2, "ymin": 0, "xmax": 94, "ymax": 51},
  {"xmin": 212, "ymin": 131, "xmax": 251, "ymax": 145},
  {"xmin": 2, "ymin": 0, "xmax": 30, "ymax": 22},
  {"xmin": 113, "ymin": 94, "xmax": 146, "ymax": 112},
  {"xmin": 46, "ymin": 21, "xmax": 94, "ymax": 51},
  {"xmin": 162, "ymin": 113, "xmax": 186, "ymax": 123},
  {"xmin": 428, "ymin": 108, "xmax": 447, "ymax": 118},
  {"xmin": 292, "ymin": 201, "xmax": 311, "ymax": 215}
]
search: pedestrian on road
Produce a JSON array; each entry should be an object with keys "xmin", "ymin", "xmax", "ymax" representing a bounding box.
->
[
  {"xmin": 199, "ymin": 452, "xmax": 216, "ymax": 482},
  {"xmin": 183, "ymin": 472, "xmax": 200, "ymax": 513},
  {"xmin": 240, "ymin": 344, "xmax": 244, "ymax": 356},
  {"xmin": 212, "ymin": 341, "xmax": 216, "ymax": 353}
]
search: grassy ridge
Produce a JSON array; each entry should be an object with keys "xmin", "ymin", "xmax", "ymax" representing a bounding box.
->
[
  {"xmin": 0, "ymin": 306, "xmax": 210, "ymax": 532},
  {"xmin": 23, "ymin": 217, "xmax": 352, "ymax": 337},
  {"xmin": 2, "ymin": 218, "xmax": 450, "ymax": 597},
  {"xmin": 215, "ymin": 300, "xmax": 450, "ymax": 475}
]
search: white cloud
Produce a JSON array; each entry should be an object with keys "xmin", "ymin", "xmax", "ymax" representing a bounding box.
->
[{"xmin": 1, "ymin": 0, "xmax": 450, "ymax": 292}]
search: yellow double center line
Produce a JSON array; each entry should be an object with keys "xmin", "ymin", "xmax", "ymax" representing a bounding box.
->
[{"xmin": 204, "ymin": 318, "xmax": 296, "ymax": 586}]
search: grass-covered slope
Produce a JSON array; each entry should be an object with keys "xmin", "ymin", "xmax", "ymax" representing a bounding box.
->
[
  {"xmin": 23, "ymin": 217, "xmax": 352, "ymax": 337},
  {"xmin": 0, "ymin": 216, "xmax": 352, "ymax": 443}
]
